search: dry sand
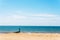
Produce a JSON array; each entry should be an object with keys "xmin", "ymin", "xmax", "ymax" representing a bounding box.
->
[{"xmin": 0, "ymin": 33, "xmax": 60, "ymax": 40}]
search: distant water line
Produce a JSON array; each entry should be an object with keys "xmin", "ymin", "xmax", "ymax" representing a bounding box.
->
[{"xmin": 0, "ymin": 26, "xmax": 60, "ymax": 33}]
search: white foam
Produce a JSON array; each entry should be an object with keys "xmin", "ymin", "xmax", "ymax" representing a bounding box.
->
[{"xmin": 27, "ymin": 32, "xmax": 32, "ymax": 34}]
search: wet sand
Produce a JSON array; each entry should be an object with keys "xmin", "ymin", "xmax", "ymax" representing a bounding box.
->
[{"xmin": 0, "ymin": 33, "xmax": 60, "ymax": 40}]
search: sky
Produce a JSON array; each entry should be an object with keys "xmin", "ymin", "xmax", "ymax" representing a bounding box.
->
[{"xmin": 0, "ymin": 0, "xmax": 60, "ymax": 26}]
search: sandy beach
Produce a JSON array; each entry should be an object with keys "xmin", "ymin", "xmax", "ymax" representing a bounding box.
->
[{"xmin": 0, "ymin": 33, "xmax": 60, "ymax": 40}]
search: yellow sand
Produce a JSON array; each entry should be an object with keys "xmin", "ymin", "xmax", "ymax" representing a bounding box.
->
[{"xmin": 0, "ymin": 33, "xmax": 60, "ymax": 40}]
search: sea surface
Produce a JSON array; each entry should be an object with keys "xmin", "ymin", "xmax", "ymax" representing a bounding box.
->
[{"xmin": 0, "ymin": 26, "xmax": 60, "ymax": 33}]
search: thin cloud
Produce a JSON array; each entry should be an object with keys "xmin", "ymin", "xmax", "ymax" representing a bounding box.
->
[
  {"xmin": 31, "ymin": 14, "xmax": 57, "ymax": 17},
  {"xmin": 0, "ymin": 14, "xmax": 60, "ymax": 26}
]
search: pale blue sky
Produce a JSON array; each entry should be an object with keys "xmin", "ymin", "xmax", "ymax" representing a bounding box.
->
[{"xmin": 0, "ymin": 0, "xmax": 60, "ymax": 26}]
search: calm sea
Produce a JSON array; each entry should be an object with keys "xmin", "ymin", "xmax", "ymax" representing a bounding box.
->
[{"xmin": 0, "ymin": 26, "xmax": 60, "ymax": 33}]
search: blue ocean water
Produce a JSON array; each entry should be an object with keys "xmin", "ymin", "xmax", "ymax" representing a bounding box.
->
[{"xmin": 0, "ymin": 26, "xmax": 60, "ymax": 33}]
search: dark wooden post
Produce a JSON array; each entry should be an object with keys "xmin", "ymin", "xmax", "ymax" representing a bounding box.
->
[{"xmin": 14, "ymin": 27, "xmax": 20, "ymax": 33}]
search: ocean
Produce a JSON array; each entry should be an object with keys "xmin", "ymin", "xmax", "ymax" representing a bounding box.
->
[{"xmin": 0, "ymin": 26, "xmax": 60, "ymax": 33}]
